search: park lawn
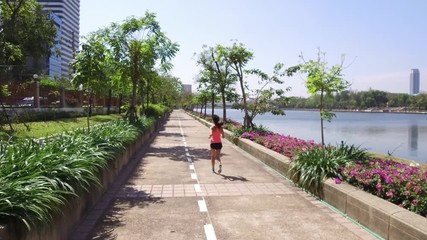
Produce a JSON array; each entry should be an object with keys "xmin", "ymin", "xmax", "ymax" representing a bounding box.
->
[{"xmin": 1, "ymin": 114, "xmax": 123, "ymax": 140}]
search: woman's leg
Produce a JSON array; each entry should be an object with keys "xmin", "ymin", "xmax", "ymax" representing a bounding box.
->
[
  {"xmin": 216, "ymin": 149, "xmax": 222, "ymax": 173},
  {"xmin": 210, "ymin": 148, "xmax": 216, "ymax": 172},
  {"xmin": 216, "ymin": 149, "xmax": 222, "ymax": 162}
]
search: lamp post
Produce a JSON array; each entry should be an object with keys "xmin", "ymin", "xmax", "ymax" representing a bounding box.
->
[{"xmin": 33, "ymin": 74, "xmax": 40, "ymax": 108}]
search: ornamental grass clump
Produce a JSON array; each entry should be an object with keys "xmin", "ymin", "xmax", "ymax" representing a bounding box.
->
[
  {"xmin": 0, "ymin": 118, "xmax": 146, "ymax": 230},
  {"xmin": 290, "ymin": 145, "xmax": 354, "ymax": 196},
  {"xmin": 340, "ymin": 158, "xmax": 427, "ymax": 217}
]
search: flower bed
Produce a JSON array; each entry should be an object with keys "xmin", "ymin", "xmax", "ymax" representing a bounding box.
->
[
  {"xmin": 340, "ymin": 158, "xmax": 427, "ymax": 217},
  {"xmin": 240, "ymin": 132, "xmax": 320, "ymax": 158},
  {"xmin": 241, "ymin": 131, "xmax": 427, "ymax": 217}
]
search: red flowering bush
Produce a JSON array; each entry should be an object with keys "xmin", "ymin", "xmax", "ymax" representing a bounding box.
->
[
  {"xmin": 240, "ymin": 132, "xmax": 320, "ymax": 158},
  {"xmin": 340, "ymin": 159, "xmax": 427, "ymax": 216}
]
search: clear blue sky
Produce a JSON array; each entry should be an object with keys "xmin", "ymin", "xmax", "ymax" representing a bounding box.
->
[{"xmin": 80, "ymin": 0, "xmax": 427, "ymax": 97}]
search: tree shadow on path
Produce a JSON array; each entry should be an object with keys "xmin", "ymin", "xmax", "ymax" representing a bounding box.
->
[{"xmin": 218, "ymin": 173, "xmax": 248, "ymax": 182}]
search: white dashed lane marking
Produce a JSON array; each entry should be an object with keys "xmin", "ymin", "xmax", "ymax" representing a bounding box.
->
[
  {"xmin": 198, "ymin": 199, "xmax": 208, "ymax": 212},
  {"xmin": 204, "ymin": 224, "xmax": 217, "ymax": 240},
  {"xmin": 194, "ymin": 184, "xmax": 201, "ymax": 193},
  {"xmin": 179, "ymin": 114, "xmax": 217, "ymax": 240}
]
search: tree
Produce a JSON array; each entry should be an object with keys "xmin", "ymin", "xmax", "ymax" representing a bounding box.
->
[
  {"xmin": 150, "ymin": 74, "xmax": 183, "ymax": 107},
  {"xmin": 194, "ymin": 88, "xmax": 211, "ymax": 118},
  {"xmin": 195, "ymin": 44, "xmax": 238, "ymax": 122},
  {"xmin": 0, "ymin": 0, "xmax": 57, "ymax": 78},
  {"xmin": 101, "ymin": 12, "xmax": 179, "ymax": 123},
  {"xmin": 196, "ymin": 69, "xmax": 220, "ymax": 117},
  {"xmin": 223, "ymin": 41, "xmax": 254, "ymax": 128},
  {"xmin": 72, "ymin": 34, "xmax": 108, "ymax": 131},
  {"xmin": 299, "ymin": 49, "xmax": 350, "ymax": 145},
  {"xmin": 243, "ymin": 63, "xmax": 296, "ymax": 129}
]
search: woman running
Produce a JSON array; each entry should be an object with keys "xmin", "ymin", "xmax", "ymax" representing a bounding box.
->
[{"xmin": 209, "ymin": 114, "xmax": 224, "ymax": 173}]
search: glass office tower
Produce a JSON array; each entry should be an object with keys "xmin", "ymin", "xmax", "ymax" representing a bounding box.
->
[
  {"xmin": 410, "ymin": 69, "xmax": 420, "ymax": 95},
  {"xmin": 37, "ymin": 0, "xmax": 80, "ymax": 78}
]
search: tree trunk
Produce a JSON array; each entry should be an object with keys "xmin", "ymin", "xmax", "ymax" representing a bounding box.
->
[
  {"xmin": 60, "ymin": 87, "xmax": 65, "ymax": 108},
  {"xmin": 129, "ymin": 77, "xmax": 137, "ymax": 123},
  {"xmin": 211, "ymin": 92, "xmax": 215, "ymax": 117},
  {"xmin": 320, "ymin": 90, "xmax": 325, "ymax": 146},
  {"xmin": 107, "ymin": 89, "xmax": 112, "ymax": 115},
  {"xmin": 118, "ymin": 94, "xmax": 123, "ymax": 114},
  {"xmin": 88, "ymin": 92, "xmax": 93, "ymax": 117},
  {"xmin": 204, "ymin": 101, "xmax": 207, "ymax": 118},
  {"xmin": 0, "ymin": 99, "xmax": 14, "ymax": 131},
  {"xmin": 222, "ymin": 92, "xmax": 227, "ymax": 122},
  {"xmin": 146, "ymin": 79, "xmax": 150, "ymax": 110},
  {"xmin": 237, "ymin": 64, "xmax": 250, "ymax": 128}
]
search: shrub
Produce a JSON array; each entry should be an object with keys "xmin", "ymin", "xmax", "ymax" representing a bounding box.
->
[
  {"xmin": 335, "ymin": 141, "xmax": 371, "ymax": 163},
  {"xmin": 0, "ymin": 118, "xmax": 149, "ymax": 230},
  {"xmin": 144, "ymin": 104, "xmax": 169, "ymax": 119},
  {"xmin": 290, "ymin": 146, "xmax": 352, "ymax": 195}
]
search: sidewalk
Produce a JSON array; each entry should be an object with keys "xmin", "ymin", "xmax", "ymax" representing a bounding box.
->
[{"xmin": 70, "ymin": 110, "xmax": 379, "ymax": 240}]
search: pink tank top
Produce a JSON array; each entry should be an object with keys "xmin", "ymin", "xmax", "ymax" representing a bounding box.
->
[{"xmin": 211, "ymin": 126, "xmax": 222, "ymax": 143}]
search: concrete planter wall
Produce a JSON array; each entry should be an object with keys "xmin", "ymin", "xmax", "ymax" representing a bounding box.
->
[
  {"xmin": 0, "ymin": 114, "xmax": 167, "ymax": 240},
  {"xmin": 190, "ymin": 112, "xmax": 427, "ymax": 240}
]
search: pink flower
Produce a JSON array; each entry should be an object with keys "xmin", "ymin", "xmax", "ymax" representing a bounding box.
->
[
  {"xmin": 335, "ymin": 178, "xmax": 342, "ymax": 184},
  {"xmin": 376, "ymin": 182, "xmax": 382, "ymax": 191}
]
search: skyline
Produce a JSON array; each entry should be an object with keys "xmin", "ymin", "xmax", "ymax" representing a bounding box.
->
[{"xmin": 80, "ymin": 0, "xmax": 426, "ymax": 97}]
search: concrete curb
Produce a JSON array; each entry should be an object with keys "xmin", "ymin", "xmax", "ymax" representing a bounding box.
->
[{"xmin": 189, "ymin": 112, "xmax": 427, "ymax": 240}]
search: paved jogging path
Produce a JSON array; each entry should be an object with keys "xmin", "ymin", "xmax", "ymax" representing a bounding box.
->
[{"xmin": 70, "ymin": 110, "xmax": 379, "ymax": 240}]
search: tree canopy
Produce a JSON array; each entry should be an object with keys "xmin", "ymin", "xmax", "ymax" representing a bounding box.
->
[
  {"xmin": 72, "ymin": 12, "xmax": 180, "ymax": 122},
  {"xmin": 0, "ymin": 0, "xmax": 57, "ymax": 79},
  {"xmin": 299, "ymin": 49, "xmax": 350, "ymax": 145}
]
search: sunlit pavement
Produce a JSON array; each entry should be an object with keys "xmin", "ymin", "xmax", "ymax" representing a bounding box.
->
[{"xmin": 70, "ymin": 110, "xmax": 379, "ymax": 240}]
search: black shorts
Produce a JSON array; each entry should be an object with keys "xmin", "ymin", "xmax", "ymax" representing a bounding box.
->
[{"xmin": 210, "ymin": 143, "xmax": 223, "ymax": 150}]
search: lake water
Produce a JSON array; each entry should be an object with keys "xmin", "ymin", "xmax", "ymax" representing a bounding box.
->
[{"xmin": 196, "ymin": 108, "xmax": 427, "ymax": 163}]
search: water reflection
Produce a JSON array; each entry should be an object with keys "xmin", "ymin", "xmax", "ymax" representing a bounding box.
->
[{"xmin": 408, "ymin": 124, "xmax": 418, "ymax": 151}]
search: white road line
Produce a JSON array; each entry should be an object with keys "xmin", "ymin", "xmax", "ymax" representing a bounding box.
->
[
  {"xmin": 179, "ymin": 113, "xmax": 217, "ymax": 240},
  {"xmin": 194, "ymin": 184, "xmax": 201, "ymax": 192},
  {"xmin": 198, "ymin": 200, "xmax": 208, "ymax": 212},
  {"xmin": 204, "ymin": 224, "xmax": 217, "ymax": 240}
]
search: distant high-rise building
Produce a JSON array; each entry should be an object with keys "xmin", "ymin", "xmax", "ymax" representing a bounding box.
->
[
  {"xmin": 410, "ymin": 69, "xmax": 420, "ymax": 95},
  {"xmin": 183, "ymin": 84, "xmax": 192, "ymax": 94},
  {"xmin": 37, "ymin": 0, "xmax": 80, "ymax": 78},
  {"xmin": 46, "ymin": 13, "xmax": 62, "ymax": 78}
]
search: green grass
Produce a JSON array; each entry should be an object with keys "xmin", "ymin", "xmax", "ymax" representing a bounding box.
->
[
  {"xmin": 369, "ymin": 152, "xmax": 427, "ymax": 169},
  {"xmin": 1, "ymin": 114, "xmax": 123, "ymax": 140}
]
